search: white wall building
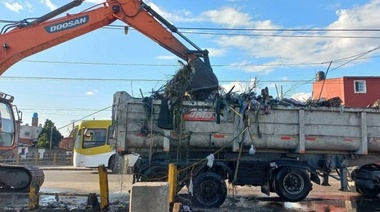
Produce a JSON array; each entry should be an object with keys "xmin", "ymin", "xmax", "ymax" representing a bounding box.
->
[{"xmin": 19, "ymin": 112, "xmax": 42, "ymax": 143}]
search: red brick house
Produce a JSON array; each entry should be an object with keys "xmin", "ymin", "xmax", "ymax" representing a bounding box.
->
[
  {"xmin": 313, "ymin": 75, "xmax": 380, "ymax": 108},
  {"xmin": 59, "ymin": 136, "xmax": 75, "ymax": 150}
]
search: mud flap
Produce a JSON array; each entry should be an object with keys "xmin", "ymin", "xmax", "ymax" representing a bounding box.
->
[
  {"xmin": 261, "ymin": 180, "xmax": 270, "ymax": 196},
  {"xmin": 310, "ymin": 171, "xmax": 321, "ymax": 185}
]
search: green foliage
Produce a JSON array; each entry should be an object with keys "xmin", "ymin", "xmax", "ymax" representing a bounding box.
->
[
  {"xmin": 37, "ymin": 119, "xmax": 63, "ymax": 149},
  {"xmin": 37, "ymin": 133, "xmax": 49, "ymax": 149}
]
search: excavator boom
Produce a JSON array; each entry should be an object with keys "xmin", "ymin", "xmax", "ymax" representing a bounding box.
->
[
  {"xmin": 0, "ymin": 0, "xmax": 218, "ymax": 91},
  {"xmin": 0, "ymin": 0, "xmax": 218, "ymax": 192}
]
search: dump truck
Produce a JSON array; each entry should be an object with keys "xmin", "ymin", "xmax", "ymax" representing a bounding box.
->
[{"xmin": 110, "ymin": 91, "xmax": 380, "ymax": 208}]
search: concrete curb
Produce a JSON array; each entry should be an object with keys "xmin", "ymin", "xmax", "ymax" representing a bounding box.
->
[{"xmin": 38, "ymin": 166, "xmax": 94, "ymax": 171}]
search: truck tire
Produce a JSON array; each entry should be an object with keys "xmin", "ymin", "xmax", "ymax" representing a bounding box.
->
[
  {"xmin": 141, "ymin": 166, "xmax": 168, "ymax": 182},
  {"xmin": 192, "ymin": 172, "xmax": 227, "ymax": 208},
  {"xmin": 109, "ymin": 154, "xmax": 123, "ymax": 174},
  {"xmin": 352, "ymin": 164, "xmax": 380, "ymax": 197},
  {"xmin": 356, "ymin": 184, "xmax": 380, "ymax": 197},
  {"xmin": 274, "ymin": 167, "xmax": 311, "ymax": 202}
]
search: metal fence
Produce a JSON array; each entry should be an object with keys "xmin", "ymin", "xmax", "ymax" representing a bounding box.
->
[{"xmin": 0, "ymin": 153, "xmax": 72, "ymax": 166}]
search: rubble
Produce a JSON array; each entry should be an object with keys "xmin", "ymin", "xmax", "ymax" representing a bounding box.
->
[
  {"xmin": 1, "ymin": 194, "xmax": 129, "ymax": 212},
  {"xmin": 368, "ymin": 99, "xmax": 380, "ymax": 108}
]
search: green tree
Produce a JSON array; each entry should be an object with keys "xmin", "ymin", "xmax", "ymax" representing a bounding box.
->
[
  {"xmin": 37, "ymin": 119, "xmax": 63, "ymax": 149},
  {"xmin": 37, "ymin": 133, "xmax": 50, "ymax": 149}
]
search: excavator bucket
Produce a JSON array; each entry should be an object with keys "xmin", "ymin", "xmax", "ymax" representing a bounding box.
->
[
  {"xmin": 165, "ymin": 57, "xmax": 218, "ymax": 101},
  {"xmin": 190, "ymin": 58, "xmax": 219, "ymax": 93}
]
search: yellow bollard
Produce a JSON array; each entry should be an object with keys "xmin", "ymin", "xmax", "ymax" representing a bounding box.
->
[
  {"xmin": 53, "ymin": 153, "xmax": 57, "ymax": 165},
  {"xmin": 168, "ymin": 163, "xmax": 177, "ymax": 203},
  {"xmin": 98, "ymin": 164, "xmax": 109, "ymax": 210},
  {"xmin": 29, "ymin": 181, "xmax": 40, "ymax": 210},
  {"xmin": 172, "ymin": 202, "xmax": 183, "ymax": 212},
  {"xmin": 16, "ymin": 153, "xmax": 20, "ymax": 165},
  {"xmin": 34, "ymin": 152, "xmax": 38, "ymax": 165}
]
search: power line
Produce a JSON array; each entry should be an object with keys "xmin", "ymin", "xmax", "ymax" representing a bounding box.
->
[
  {"xmin": 2, "ymin": 18, "xmax": 380, "ymax": 32},
  {"xmin": 107, "ymin": 24, "xmax": 380, "ymax": 32},
  {"xmin": 57, "ymin": 106, "xmax": 112, "ymax": 130},
  {"xmin": 20, "ymin": 60, "xmax": 181, "ymax": 67},
  {"xmin": 0, "ymin": 76, "xmax": 314, "ymax": 83},
  {"xmin": 104, "ymin": 25, "xmax": 380, "ymax": 39},
  {"xmin": 19, "ymin": 59, "xmax": 323, "ymax": 67},
  {"xmin": 14, "ymin": 55, "xmax": 380, "ymax": 68},
  {"xmin": 283, "ymin": 46, "xmax": 380, "ymax": 95},
  {"xmin": 175, "ymin": 27, "xmax": 380, "ymax": 32},
  {"xmin": 179, "ymin": 31, "xmax": 380, "ymax": 39}
]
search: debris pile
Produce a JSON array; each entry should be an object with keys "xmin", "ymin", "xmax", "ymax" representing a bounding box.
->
[{"xmin": 368, "ymin": 99, "xmax": 380, "ymax": 108}]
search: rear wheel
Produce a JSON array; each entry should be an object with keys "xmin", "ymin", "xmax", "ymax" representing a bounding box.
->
[
  {"xmin": 274, "ymin": 167, "xmax": 311, "ymax": 202},
  {"xmin": 109, "ymin": 155, "xmax": 123, "ymax": 174},
  {"xmin": 192, "ymin": 172, "xmax": 227, "ymax": 208},
  {"xmin": 356, "ymin": 184, "xmax": 380, "ymax": 197},
  {"xmin": 141, "ymin": 166, "xmax": 168, "ymax": 182}
]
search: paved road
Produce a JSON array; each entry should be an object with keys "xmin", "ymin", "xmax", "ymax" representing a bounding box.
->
[{"xmin": 2, "ymin": 167, "xmax": 380, "ymax": 211}]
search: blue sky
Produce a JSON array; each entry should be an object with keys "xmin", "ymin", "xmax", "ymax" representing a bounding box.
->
[{"xmin": 1, "ymin": 0, "xmax": 380, "ymax": 136}]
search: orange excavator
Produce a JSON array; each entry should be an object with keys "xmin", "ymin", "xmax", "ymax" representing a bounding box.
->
[{"xmin": 0, "ymin": 0, "xmax": 218, "ymax": 191}]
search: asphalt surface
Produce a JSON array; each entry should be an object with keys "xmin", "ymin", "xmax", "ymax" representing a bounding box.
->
[{"xmin": 1, "ymin": 166, "xmax": 380, "ymax": 211}]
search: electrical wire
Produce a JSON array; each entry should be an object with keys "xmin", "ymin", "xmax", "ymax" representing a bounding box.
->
[
  {"xmin": 0, "ymin": 76, "xmax": 317, "ymax": 84},
  {"xmin": 57, "ymin": 105, "xmax": 112, "ymax": 130},
  {"xmin": 179, "ymin": 31, "xmax": 380, "ymax": 39},
  {"xmin": 14, "ymin": 54, "xmax": 380, "ymax": 68},
  {"xmin": 283, "ymin": 46, "xmax": 380, "ymax": 96},
  {"xmin": 102, "ymin": 25, "xmax": 380, "ymax": 39}
]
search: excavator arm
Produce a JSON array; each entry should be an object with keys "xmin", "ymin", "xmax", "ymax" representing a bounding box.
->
[
  {"xmin": 0, "ymin": 0, "xmax": 218, "ymax": 192},
  {"xmin": 0, "ymin": 0, "xmax": 218, "ymax": 92}
]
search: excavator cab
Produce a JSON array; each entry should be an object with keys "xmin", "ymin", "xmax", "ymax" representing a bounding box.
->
[
  {"xmin": 0, "ymin": 92, "xmax": 44, "ymax": 192},
  {"xmin": 0, "ymin": 92, "xmax": 17, "ymax": 150}
]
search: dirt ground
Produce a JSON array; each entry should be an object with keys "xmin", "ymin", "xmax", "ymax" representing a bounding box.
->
[{"xmin": 1, "ymin": 169, "xmax": 379, "ymax": 211}]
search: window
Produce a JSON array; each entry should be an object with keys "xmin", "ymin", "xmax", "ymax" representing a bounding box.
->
[
  {"xmin": 24, "ymin": 131, "xmax": 30, "ymax": 137},
  {"xmin": 82, "ymin": 128, "xmax": 107, "ymax": 149},
  {"xmin": 74, "ymin": 129, "xmax": 81, "ymax": 150},
  {"xmin": 354, "ymin": 80, "xmax": 366, "ymax": 93}
]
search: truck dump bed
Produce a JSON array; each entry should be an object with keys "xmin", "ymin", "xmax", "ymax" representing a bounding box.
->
[{"xmin": 112, "ymin": 91, "xmax": 380, "ymax": 156}]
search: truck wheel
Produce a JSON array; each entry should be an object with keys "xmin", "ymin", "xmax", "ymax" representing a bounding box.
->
[
  {"xmin": 274, "ymin": 167, "xmax": 311, "ymax": 202},
  {"xmin": 109, "ymin": 155, "xmax": 122, "ymax": 174},
  {"xmin": 192, "ymin": 172, "xmax": 227, "ymax": 208},
  {"xmin": 355, "ymin": 184, "xmax": 364, "ymax": 195},
  {"xmin": 141, "ymin": 166, "xmax": 168, "ymax": 182},
  {"xmin": 356, "ymin": 184, "xmax": 380, "ymax": 197}
]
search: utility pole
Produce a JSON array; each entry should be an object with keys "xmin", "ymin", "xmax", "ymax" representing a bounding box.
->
[{"xmin": 50, "ymin": 126, "xmax": 53, "ymax": 150}]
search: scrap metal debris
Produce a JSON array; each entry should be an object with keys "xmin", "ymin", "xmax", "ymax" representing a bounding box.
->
[{"xmin": 368, "ymin": 99, "xmax": 380, "ymax": 108}]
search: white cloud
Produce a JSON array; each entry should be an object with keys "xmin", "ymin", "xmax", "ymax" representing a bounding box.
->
[
  {"xmin": 3, "ymin": 2, "xmax": 23, "ymax": 13},
  {"xmin": 155, "ymin": 55, "xmax": 177, "ymax": 60},
  {"xmin": 220, "ymin": 78, "xmax": 257, "ymax": 94},
  {"xmin": 291, "ymin": 92, "xmax": 312, "ymax": 101},
  {"xmin": 24, "ymin": 1, "xmax": 32, "ymax": 11},
  {"xmin": 40, "ymin": 0, "xmax": 56, "ymax": 11},
  {"xmin": 192, "ymin": 2, "xmax": 380, "ymax": 74},
  {"xmin": 85, "ymin": 90, "xmax": 98, "ymax": 96},
  {"xmin": 201, "ymin": 7, "xmax": 253, "ymax": 28},
  {"xmin": 84, "ymin": 0, "xmax": 104, "ymax": 3},
  {"xmin": 206, "ymin": 48, "xmax": 226, "ymax": 57},
  {"xmin": 228, "ymin": 60, "xmax": 274, "ymax": 74}
]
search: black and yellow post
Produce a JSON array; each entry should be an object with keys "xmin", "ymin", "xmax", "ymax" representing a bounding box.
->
[{"xmin": 98, "ymin": 164, "xmax": 109, "ymax": 210}]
